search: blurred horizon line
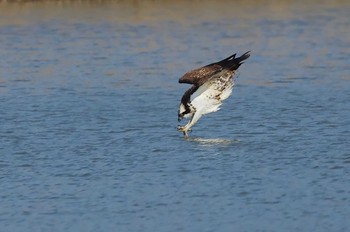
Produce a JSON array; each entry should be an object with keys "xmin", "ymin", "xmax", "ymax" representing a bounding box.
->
[{"xmin": 1, "ymin": 0, "xmax": 349, "ymax": 4}]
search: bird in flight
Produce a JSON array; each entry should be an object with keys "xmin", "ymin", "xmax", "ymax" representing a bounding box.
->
[{"xmin": 177, "ymin": 51, "xmax": 250, "ymax": 137}]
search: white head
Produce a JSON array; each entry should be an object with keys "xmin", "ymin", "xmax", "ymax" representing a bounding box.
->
[
  {"xmin": 178, "ymin": 103, "xmax": 194, "ymax": 122},
  {"xmin": 178, "ymin": 103, "xmax": 186, "ymax": 122}
]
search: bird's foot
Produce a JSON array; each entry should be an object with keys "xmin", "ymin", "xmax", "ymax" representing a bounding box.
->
[
  {"xmin": 177, "ymin": 126, "xmax": 192, "ymax": 137},
  {"xmin": 177, "ymin": 125, "xmax": 191, "ymax": 132}
]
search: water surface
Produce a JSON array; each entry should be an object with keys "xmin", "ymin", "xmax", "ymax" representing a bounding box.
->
[{"xmin": 0, "ymin": 1, "xmax": 349, "ymax": 232}]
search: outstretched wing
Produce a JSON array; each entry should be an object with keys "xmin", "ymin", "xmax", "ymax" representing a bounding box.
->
[
  {"xmin": 178, "ymin": 51, "xmax": 250, "ymax": 86},
  {"xmin": 178, "ymin": 64, "xmax": 223, "ymax": 86}
]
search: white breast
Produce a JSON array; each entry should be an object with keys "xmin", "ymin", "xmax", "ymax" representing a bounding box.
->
[{"xmin": 191, "ymin": 71, "xmax": 235, "ymax": 116}]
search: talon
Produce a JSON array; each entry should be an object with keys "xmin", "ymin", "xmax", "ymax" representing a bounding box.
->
[
  {"xmin": 177, "ymin": 126, "xmax": 185, "ymax": 131},
  {"xmin": 177, "ymin": 126, "xmax": 191, "ymax": 132},
  {"xmin": 183, "ymin": 130, "xmax": 189, "ymax": 137},
  {"xmin": 177, "ymin": 126, "xmax": 192, "ymax": 138}
]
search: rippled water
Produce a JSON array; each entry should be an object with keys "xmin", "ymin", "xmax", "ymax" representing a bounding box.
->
[{"xmin": 0, "ymin": 1, "xmax": 350, "ymax": 232}]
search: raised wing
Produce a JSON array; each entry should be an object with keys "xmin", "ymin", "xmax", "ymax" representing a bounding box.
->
[
  {"xmin": 178, "ymin": 64, "xmax": 223, "ymax": 86},
  {"xmin": 178, "ymin": 51, "xmax": 250, "ymax": 86}
]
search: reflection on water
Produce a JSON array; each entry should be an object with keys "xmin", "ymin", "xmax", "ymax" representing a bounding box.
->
[
  {"xmin": 186, "ymin": 137, "xmax": 239, "ymax": 147},
  {"xmin": 1, "ymin": 1, "xmax": 350, "ymax": 232}
]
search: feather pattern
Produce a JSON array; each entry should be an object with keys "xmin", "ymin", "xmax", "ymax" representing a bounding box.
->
[{"xmin": 178, "ymin": 51, "xmax": 250, "ymax": 137}]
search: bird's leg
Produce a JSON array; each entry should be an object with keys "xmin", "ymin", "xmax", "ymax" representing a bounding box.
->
[
  {"xmin": 177, "ymin": 126, "xmax": 192, "ymax": 137},
  {"xmin": 183, "ymin": 129, "xmax": 189, "ymax": 138},
  {"xmin": 177, "ymin": 111, "xmax": 202, "ymax": 137}
]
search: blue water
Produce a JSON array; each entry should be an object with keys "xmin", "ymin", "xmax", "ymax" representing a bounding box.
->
[{"xmin": 0, "ymin": 1, "xmax": 350, "ymax": 232}]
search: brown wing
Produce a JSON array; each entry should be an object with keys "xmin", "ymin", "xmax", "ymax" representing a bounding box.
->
[
  {"xmin": 178, "ymin": 64, "xmax": 223, "ymax": 86},
  {"xmin": 178, "ymin": 51, "xmax": 250, "ymax": 86}
]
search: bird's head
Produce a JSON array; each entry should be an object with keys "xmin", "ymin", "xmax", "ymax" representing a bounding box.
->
[
  {"xmin": 178, "ymin": 103, "xmax": 186, "ymax": 122},
  {"xmin": 178, "ymin": 103, "xmax": 195, "ymax": 122}
]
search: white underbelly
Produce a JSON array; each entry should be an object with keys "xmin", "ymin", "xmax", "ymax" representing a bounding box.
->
[{"xmin": 191, "ymin": 77, "xmax": 234, "ymax": 116}]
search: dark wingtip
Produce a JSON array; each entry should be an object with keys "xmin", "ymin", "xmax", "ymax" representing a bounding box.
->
[
  {"xmin": 240, "ymin": 51, "xmax": 251, "ymax": 60},
  {"xmin": 236, "ymin": 51, "xmax": 251, "ymax": 65},
  {"xmin": 219, "ymin": 51, "xmax": 250, "ymax": 71}
]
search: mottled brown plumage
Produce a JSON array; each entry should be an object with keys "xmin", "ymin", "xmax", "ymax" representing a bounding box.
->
[
  {"xmin": 178, "ymin": 52, "xmax": 250, "ymax": 87},
  {"xmin": 179, "ymin": 65, "xmax": 223, "ymax": 86},
  {"xmin": 177, "ymin": 51, "xmax": 251, "ymax": 137}
]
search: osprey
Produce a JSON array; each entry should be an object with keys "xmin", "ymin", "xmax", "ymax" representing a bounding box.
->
[{"xmin": 177, "ymin": 51, "xmax": 250, "ymax": 137}]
